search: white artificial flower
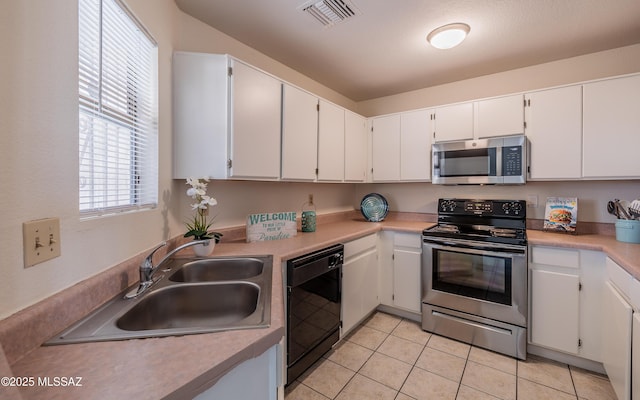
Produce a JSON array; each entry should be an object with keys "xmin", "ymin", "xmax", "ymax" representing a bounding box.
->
[
  {"xmin": 186, "ymin": 177, "xmax": 197, "ymax": 187},
  {"xmin": 201, "ymin": 196, "xmax": 218, "ymax": 207}
]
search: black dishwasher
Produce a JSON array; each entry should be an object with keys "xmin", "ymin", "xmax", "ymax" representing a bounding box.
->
[{"xmin": 286, "ymin": 244, "xmax": 343, "ymax": 385}]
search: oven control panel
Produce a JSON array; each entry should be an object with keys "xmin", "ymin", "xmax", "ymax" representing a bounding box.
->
[{"xmin": 438, "ymin": 199, "xmax": 526, "ymax": 218}]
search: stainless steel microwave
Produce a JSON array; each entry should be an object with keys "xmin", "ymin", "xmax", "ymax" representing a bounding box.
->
[{"xmin": 432, "ymin": 135, "xmax": 527, "ymax": 185}]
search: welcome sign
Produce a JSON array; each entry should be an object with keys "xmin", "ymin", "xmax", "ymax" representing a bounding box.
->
[{"xmin": 246, "ymin": 211, "xmax": 297, "ymax": 243}]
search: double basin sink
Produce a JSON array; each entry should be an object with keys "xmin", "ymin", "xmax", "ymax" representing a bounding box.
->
[{"xmin": 46, "ymin": 255, "xmax": 273, "ymax": 345}]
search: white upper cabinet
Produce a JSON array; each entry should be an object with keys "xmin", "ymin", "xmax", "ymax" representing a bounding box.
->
[
  {"xmin": 474, "ymin": 94, "xmax": 524, "ymax": 138},
  {"xmin": 281, "ymin": 84, "xmax": 319, "ymax": 181},
  {"xmin": 173, "ymin": 52, "xmax": 281, "ymax": 180},
  {"xmin": 229, "ymin": 60, "xmax": 282, "ymax": 179},
  {"xmin": 433, "ymin": 102, "xmax": 473, "ymax": 142},
  {"xmin": 371, "ymin": 114, "xmax": 401, "ymax": 181},
  {"xmin": 400, "ymin": 109, "xmax": 432, "ymax": 181},
  {"xmin": 433, "ymin": 95, "xmax": 524, "ymax": 142},
  {"xmin": 344, "ymin": 110, "xmax": 367, "ymax": 182},
  {"xmin": 371, "ymin": 110, "xmax": 432, "ymax": 182},
  {"xmin": 317, "ymin": 99, "xmax": 345, "ymax": 182},
  {"xmin": 525, "ymin": 85, "xmax": 583, "ymax": 180},
  {"xmin": 583, "ymin": 74, "xmax": 640, "ymax": 178}
]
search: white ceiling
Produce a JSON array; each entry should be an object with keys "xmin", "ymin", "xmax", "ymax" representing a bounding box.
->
[{"xmin": 175, "ymin": 0, "xmax": 640, "ymax": 101}]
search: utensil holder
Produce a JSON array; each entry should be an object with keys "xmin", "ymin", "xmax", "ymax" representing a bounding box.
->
[{"xmin": 615, "ymin": 219, "xmax": 640, "ymax": 244}]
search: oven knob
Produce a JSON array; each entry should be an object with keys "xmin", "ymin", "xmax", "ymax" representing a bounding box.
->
[{"xmin": 447, "ymin": 200, "xmax": 456, "ymax": 212}]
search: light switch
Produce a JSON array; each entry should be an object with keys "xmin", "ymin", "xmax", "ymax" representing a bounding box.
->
[{"xmin": 23, "ymin": 217, "xmax": 61, "ymax": 268}]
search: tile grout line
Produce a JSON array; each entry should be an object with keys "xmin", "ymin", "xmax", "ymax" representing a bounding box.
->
[{"xmin": 331, "ymin": 314, "xmax": 400, "ymax": 399}]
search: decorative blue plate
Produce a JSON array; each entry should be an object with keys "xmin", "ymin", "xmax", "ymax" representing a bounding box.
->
[{"xmin": 360, "ymin": 193, "xmax": 389, "ymax": 222}]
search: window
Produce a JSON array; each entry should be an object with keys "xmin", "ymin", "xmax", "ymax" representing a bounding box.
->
[{"xmin": 79, "ymin": 0, "xmax": 158, "ymax": 216}]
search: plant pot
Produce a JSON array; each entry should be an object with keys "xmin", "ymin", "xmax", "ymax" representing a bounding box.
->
[{"xmin": 193, "ymin": 240, "xmax": 216, "ymax": 257}]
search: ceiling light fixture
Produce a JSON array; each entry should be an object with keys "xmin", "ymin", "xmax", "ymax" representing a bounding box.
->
[{"xmin": 427, "ymin": 23, "xmax": 470, "ymax": 49}]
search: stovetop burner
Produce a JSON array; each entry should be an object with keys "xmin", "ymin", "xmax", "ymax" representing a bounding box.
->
[{"xmin": 423, "ymin": 199, "xmax": 528, "ymax": 246}]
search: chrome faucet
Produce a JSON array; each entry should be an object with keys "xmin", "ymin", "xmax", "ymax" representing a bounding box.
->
[{"xmin": 124, "ymin": 239, "xmax": 211, "ymax": 299}]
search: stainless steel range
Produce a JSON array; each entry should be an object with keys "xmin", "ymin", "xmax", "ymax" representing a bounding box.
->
[{"xmin": 421, "ymin": 198, "xmax": 528, "ymax": 360}]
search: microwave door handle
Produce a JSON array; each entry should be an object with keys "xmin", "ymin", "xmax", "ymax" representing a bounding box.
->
[{"xmin": 496, "ymin": 146, "xmax": 502, "ymax": 177}]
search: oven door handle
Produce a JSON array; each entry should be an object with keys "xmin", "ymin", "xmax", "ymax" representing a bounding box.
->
[{"xmin": 423, "ymin": 240, "xmax": 526, "ymax": 258}]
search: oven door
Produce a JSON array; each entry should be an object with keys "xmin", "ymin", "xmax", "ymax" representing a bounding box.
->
[{"xmin": 421, "ymin": 237, "xmax": 527, "ymax": 328}]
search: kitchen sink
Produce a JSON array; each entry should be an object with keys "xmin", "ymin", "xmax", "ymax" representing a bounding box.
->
[
  {"xmin": 45, "ymin": 255, "xmax": 272, "ymax": 345},
  {"xmin": 117, "ymin": 282, "xmax": 260, "ymax": 331},
  {"xmin": 169, "ymin": 257, "xmax": 264, "ymax": 282}
]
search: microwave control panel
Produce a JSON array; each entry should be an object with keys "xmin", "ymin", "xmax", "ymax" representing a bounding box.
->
[{"xmin": 502, "ymin": 146, "xmax": 523, "ymax": 176}]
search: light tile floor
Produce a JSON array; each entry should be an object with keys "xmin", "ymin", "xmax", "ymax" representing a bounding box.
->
[{"xmin": 285, "ymin": 312, "xmax": 617, "ymax": 400}]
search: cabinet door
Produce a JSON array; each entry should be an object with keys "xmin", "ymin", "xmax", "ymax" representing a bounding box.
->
[
  {"xmin": 230, "ymin": 60, "xmax": 282, "ymax": 179},
  {"xmin": 400, "ymin": 110, "xmax": 432, "ymax": 181},
  {"xmin": 578, "ymin": 250, "xmax": 606, "ymax": 362},
  {"xmin": 530, "ymin": 269, "xmax": 579, "ymax": 354},
  {"xmin": 474, "ymin": 94, "xmax": 524, "ymax": 138},
  {"xmin": 602, "ymin": 281, "xmax": 632, "ymax": 400},
  {"xmin": 377, "ymin": 231, "xmax": 394, "ymax": 306},
  {"xmin": 342, "ymin": 248, "xmax": 378, "ymax": 335},
  {"xmin": 633, "ymin": 313, "xmax": 639, "ymax": 400},
  {"xmin": 371, "ymin": 114, "xmax": 401, "ymax": 181},
  {"xmin": 317, "ymin": 100, "xmax": 345, "ymax": 181},
  {"xmin": 173, "ymin": 53, "xmax": 229, "ymax": 179},
  {"xmin": 341, "ymin": 254, "xmax": 362, "ymax": 335},
  {"xmin": 583, "ymin": 75, "xmax": 640, "ymax": 178},
  {"xmin": 525, "ymin": 86, "xmax": 582, "ymax": 180},
  {"xmin": 281, "ymin": 84, "xmax": 318, "ymax": 180},
  {"xmin": 393, "ymin": 248, "xmax": 421, "ymax": 313},
  {"xmin": 434, "ymin": 102, "xmax": 473, "ymax": 142},
  {"xmin": 344, "ymin": 111, "xmax": 367, "ymax": 182}
]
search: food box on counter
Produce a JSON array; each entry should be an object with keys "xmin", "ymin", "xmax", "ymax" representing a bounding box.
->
[{"xmin": 543, "ymin": 197, "xmax": 578, "ymax": 234}]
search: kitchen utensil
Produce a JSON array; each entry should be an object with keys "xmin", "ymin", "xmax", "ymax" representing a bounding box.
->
[
  {"xmin": 629, "ymin": 199, "xmax": 640, "ymax": 220},
  {"xmin": 615, "ymin": 199, "xmax": 631, "ymax": 220},
  {"xmin": 607, "ymin": 201, "xmax": 619, "ymax": 218}
]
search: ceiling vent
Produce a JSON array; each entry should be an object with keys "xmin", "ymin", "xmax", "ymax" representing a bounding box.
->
[{"xmin": 300, "ymin": 0, "xmax": 360, "ymax": 27}]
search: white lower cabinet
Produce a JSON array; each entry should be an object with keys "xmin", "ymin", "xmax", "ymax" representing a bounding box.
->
[
  {"xmin": 603, "ymin": 281, "xmax": 632, "ymax": 400},
  {"xmin": 633, "ymin": 313, "xmax": 640, "ymax": 400},
  {"xmin": 392, "ymin": 233, "xmax": 422, "ymax": 313},
  {"xmin": 530, "ymin": 269, "xmax": 579, "ymax": 353},
  {"xmin": 603, "ymin": 257, "xmax": 634, "ymax": 400},
  {"xmin": 196, "ymin": 344, "xmax": 280, "ymax": 400},
  {"xmin": 379, "ymin": 232, "xmax": 422, "ymax": 314},
  {"xmin": 528, "ymin": 246, "xmax": 605, "ymax": 361},
  {"xmin": 341, "ymin": 234, "xmax": 379, "ymax": 336}
]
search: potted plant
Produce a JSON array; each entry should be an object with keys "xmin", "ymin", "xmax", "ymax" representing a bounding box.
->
[{"xmin": 184, "ymin": 178, "xmax": 222, "ymax": 256}]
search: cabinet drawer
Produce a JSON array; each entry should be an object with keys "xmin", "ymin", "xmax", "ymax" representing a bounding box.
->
[
  {"xmin": 393, "ymin": 232, "xmax": 421, "ymax": 249},
  {"xmin": 530, "ymin": 246, "xmax": 579, "ymax": 269},
  {"xmin": 607, "ymin": 257, "xmax": 633, "ymax": 299},
  {"xmin": 344, "ymin": 234, "xmax": 377, "ymax": 259}
]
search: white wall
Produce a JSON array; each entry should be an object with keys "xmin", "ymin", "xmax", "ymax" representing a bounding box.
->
[
  {"xmin": 0, "ymin": 0, "xmax": 182, "ymax": 320},
  {"xmin": 0, "ymin": 0, "xmax": 357, "ymax": 320},
  {"xmin": 356, "ymin": 44, "xmax": 640, "ymax": 117},
  {"xmin": 355, "ymin": 181, "xmax": 639, "ymax": 223}
]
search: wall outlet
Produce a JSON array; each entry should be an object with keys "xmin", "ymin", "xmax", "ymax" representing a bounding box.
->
[
  {"xmin": 23, "ymin": 217, "xmax": 61, "ymax": 268},
  {"xmin": 527, "ymin": 195, "xmax": 538, "ymax": 208}
]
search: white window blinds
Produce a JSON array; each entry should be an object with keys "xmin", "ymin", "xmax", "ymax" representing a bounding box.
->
[{"xmin": 79, "ymin": 0, "xmax": 158, "ymax": 216}]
